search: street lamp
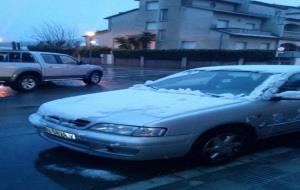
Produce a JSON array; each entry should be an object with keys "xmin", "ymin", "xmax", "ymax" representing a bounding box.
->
[
  {"xmin": 277, "ymin": 47, "xmax": 285, "ymax": 65},
  {"xmin": 85, "ymin": 32, "xmax": 96, "ymax": 63},
  {"xmin": 0, "ymin": 37, "xmax": 3, "ymax": 43}
]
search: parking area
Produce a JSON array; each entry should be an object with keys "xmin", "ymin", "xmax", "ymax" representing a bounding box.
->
[{"xmin": 2, "ymin": 65, "xmax": 300, "ymax": 190}]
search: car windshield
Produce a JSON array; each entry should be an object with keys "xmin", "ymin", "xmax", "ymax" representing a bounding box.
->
[{"xmin": 148, "ymin": 70, "xmax": 271, "ymax": 96}]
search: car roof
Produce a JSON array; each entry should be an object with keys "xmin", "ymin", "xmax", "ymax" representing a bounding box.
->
[{"xmin": 198, "ymin": 65, "xmax": 300, "ymax": 74}]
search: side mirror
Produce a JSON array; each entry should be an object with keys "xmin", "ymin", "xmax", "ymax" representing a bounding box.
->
[{"xmin": 270, "ymin": 91, "xmax": 300, "ymax": 101}]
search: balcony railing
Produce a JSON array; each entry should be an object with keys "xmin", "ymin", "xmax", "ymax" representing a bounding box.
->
[
  {"xmin": 215, "ymin": 28, "xmax": 275, "ymax": 37},
  {"xmin": 222, "ymin": 0, "xmax": 242, "ymax": 4},
  {"xmin": 282, "ymin": 31, "xmax": 300, "ymax": 40}
]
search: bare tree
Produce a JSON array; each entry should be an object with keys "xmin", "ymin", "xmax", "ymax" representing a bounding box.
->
[{"xmin": 32, "ymin": 22, "xmax": 79, "ymax": 48}]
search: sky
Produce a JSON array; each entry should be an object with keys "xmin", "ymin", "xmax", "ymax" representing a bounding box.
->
[{"xmin": 0, "ymin": 0, "xmax": 299, "ymax": 42}]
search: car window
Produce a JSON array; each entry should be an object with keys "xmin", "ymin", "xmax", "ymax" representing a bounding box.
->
[
  {"xmin": 0, "ymin": 52, "xmax": 9, "ymax": 62},
  {"xmin": 279, "ymin": 74, "xmax": 300, "ymax": 92},
  {"xmin": 59, "ymin": 55, "xmax": 77, "ymax": 65},
  {"xmin": 22, "ymin": 53, "xmax": 36, "ymax": 63},
  {"xmin": 9, "ymin": 52, "xmax": 21, "ymax": 62},
  {"xmin": 42, "ymin": 54, "xmax": 60, "ymax": 64}
]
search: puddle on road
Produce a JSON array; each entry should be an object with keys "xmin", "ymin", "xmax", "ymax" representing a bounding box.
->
[
  {"xmin": 44, "ymin": 164, "xmax": 125, "ymax": 181},
  {"xmin": 35, "ymin": 147, "xmax": 193, "ymax": 190},
  {"xmin": 52, "ymin": 80, "xmax": 86, "ymax": 87}
]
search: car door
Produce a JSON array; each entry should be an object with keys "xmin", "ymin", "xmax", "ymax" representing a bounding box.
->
[
  {"xmin": 58, "ymin": 55, "xmax": 88, "ymax": 77},
  {"xmin": 41, "ymin": 54, "xmax": 64, "ymax": 79},
  {"xmin": 259, "ymin": 74, "xmax": 300, "ymax": 135}
]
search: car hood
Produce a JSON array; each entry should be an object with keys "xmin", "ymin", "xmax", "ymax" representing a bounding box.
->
[{"xmin": 37, "ymin": 88, "xmax": 243, "ymax": 126}]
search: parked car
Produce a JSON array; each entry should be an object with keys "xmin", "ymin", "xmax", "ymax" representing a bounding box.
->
[
  {"xmin": 0, "ymin": 51, "xmax": 103, "ymax": 91},
  {"xmin": 29, "ymin": 65, "xmax": 300, "ymax": 164}
]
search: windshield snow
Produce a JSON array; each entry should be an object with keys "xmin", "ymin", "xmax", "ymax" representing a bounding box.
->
[{"xmin": 148, "ymin": 70, "xmax": 271, "ymax": 97}]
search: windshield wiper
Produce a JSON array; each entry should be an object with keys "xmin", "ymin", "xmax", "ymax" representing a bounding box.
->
[
  {"xmin": 146, "ymin": 85, "xmax": 159, "ymax": 90},
  {"xmin": 204, "ymin": 93, "xmax": 224, "ymax": 98}
]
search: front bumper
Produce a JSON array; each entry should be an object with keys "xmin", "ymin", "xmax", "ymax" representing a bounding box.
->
[{"xmin": 29, "ymin": 114, "xmax": 193, "ymax": 160}]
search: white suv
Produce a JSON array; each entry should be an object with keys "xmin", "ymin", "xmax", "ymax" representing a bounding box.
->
[{"xmin": 0, "ymin": 51, "xmax": 103, "ymax": 91}]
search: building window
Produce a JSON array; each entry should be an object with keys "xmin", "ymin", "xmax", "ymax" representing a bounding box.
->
[
  {"xmin": 260, "ymin": 43, "xmax": 270, "ymax": 50},
  {"xmin": 216, "ymin": 19, "xmax": 229, "ymax": 28},
  {"xmin": 181, "ymin": 41, "xmax": 197, "ymax": 49},
  {"xmin": 210, "ymin": 2, "xmax": 216, "ymax": 8},
  {"xmin": 275, "ymin": 10, "xmax": 283, "ymax": 16},
  {"xmin": 157, "ymin": 30, "xmax": 166, "ymax": 42},
  {"xmin": 245, "ymin": 23, "xmax": 256, "ymax": 30},
  {"xmin": 146, "ymin": 1, "xmax": 159, "ymax": 10},
  {"xmin": 159, "ymin": 9, "xmax": 168, "ymax": 22},
  {"xmin": 146, "ymin": 22, "xmax": 158, "ymax": 31},
  {"xmin": 235, "ymin": 42, "xmax": 247, "ymax": 50}
]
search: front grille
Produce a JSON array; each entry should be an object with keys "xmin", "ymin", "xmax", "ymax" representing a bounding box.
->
[
  {"xmin": 73, "ymin": 119, "xmax": 91, "ymax": 127},
  {"xmin": 44, "ymin": 116, "xmax": 91, "ymax": 128}
]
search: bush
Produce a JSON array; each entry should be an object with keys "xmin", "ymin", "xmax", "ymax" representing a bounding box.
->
[
  {"xmin": 113, "ymin": 49, "xmax": 276, "ymax": 62},
  {"xmin": 27, "ymin": 45, "xmax": 111, "ymax": 57}
]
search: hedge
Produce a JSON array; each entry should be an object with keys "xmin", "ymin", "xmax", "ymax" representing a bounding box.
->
[
  {"xmin": 27, "ymin": 46, "xmax": 112, "ymax": 57},
  {"xmin": 113, "ymin": 50, "xmax": 276, "ymax": 62}
]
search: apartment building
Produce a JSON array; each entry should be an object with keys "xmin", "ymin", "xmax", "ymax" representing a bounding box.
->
[{"xmin": 91, "ymin": 0, "xmax": 300, "ymax": 51}]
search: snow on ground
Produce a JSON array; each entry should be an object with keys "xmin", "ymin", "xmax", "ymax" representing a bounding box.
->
[{"xmin": 44, "ymin": 164, "xmax": 125, "ymax": 181}]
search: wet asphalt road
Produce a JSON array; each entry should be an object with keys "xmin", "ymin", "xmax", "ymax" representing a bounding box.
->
[{"xmin": 0, "ymin": 65, "xmax": 186, "ymax": 190}]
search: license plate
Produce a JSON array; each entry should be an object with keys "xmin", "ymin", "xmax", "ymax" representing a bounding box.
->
[{"xmin": 46, "ymin": 127, "xmax": 76, "ymax": 140}]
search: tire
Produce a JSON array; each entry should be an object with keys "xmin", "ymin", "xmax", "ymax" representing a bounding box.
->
[
  {"xmin": 191, "ymin": 127, "xmax": 250, "ymax": 165},
  {"xmin": 83, "ymin": 71, "xmax": 102, "ymax": 85},
  {"xmin": 13, "ymin": 75, "xmax": 39, "ymax": 91}
]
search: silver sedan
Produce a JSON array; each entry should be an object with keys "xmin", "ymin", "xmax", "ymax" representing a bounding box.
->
[{"xmin": 29, "ymin": 65, "xmax": 300, "ymax": 164}]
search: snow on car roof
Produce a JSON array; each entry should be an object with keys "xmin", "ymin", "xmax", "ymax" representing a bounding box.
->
[{"xmin": 197, "ymin": 65, "xmax": 300, "ymax": 74}]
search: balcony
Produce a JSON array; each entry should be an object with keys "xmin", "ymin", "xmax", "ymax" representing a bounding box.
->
[
  {"xmin": 282, "ymin": 31, "xmax": 300, "ymax": 40},
  {"xmin": 215, "ymin": 28, "xmax": 278, "ymax": 38},
  {"xmin": 222, "ymin": 0, "xmax": 242, "ymax": 4}
]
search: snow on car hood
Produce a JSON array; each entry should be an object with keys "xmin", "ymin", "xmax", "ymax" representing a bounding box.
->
[{"xmin": 37, "ymin": 88, "xmax": 243, "ymax": 125}]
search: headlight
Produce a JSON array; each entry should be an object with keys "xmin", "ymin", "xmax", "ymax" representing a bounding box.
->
[{"xmin": 91, "ymin": 124, "xmax": 167, "ymax": 137}]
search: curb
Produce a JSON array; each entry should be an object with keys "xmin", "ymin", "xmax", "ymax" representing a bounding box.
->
[{"xmin": 109, "ymin": 147, "xmax": 292, "ymax": 190}]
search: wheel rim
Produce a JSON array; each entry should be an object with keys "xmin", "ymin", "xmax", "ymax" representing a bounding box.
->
[
  {"xmin": 91, "ymin": 73, "xmax": 100, "ymax": 83},
  {"xmin": 202, "ymin": 133, "xmax": 243, "ymax": 161},
  {"xmin": 21, "ymin": 78, "xmax": 36, "ymax": 90}
]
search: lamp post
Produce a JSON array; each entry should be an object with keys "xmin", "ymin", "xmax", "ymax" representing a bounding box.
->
[
  {"xmin": 85, "ymin": 32, "xmax": 95, "ymax": 63},
  {"xmin": 277, "ymin": 47, "xmax": 285, "ymax": 65}
]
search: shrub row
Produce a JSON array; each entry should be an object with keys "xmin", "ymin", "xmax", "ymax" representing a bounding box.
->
[
  {"xmin": 113, "ymin": 50, "xmax": 276, "ymax": 62},
  {"xmin": 27, "ymin": 46, "xmax": 112, "ymax": 57}
]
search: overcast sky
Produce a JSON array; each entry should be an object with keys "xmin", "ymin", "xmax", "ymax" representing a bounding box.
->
[{"xmin": 0, "ymin": 0, "xmax": 299, "ymax": 42}]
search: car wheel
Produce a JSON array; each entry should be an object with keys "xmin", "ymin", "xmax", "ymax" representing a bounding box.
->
[
  {"xmin": 192, "ymin": 127, "xmax": 249, "ymax": 165},
  {"xmin": 84, "ymin": 71, "xmax": 102, "ymax": 85},
  {"xmin": 15, "ymin": 75, "xmax": 39, "ymax": 91}
]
